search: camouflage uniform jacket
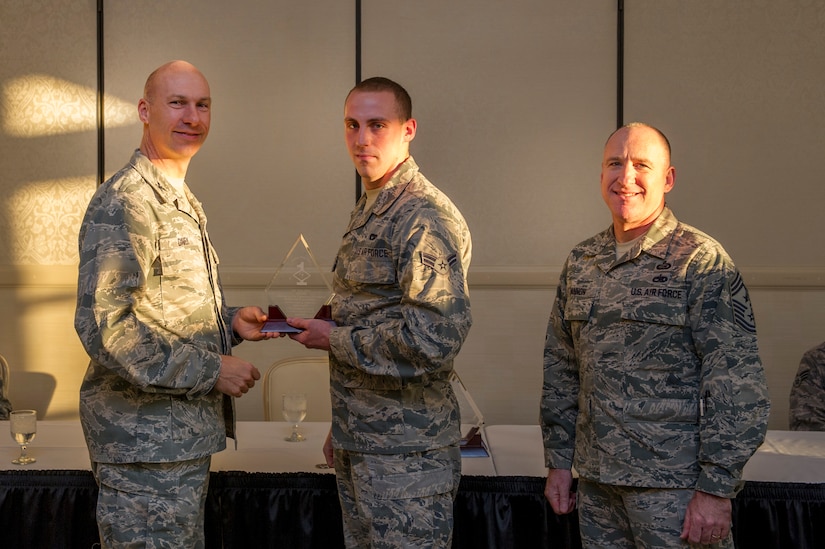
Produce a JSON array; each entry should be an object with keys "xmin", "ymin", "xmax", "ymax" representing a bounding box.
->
[
  {"xmin": 75, "ymin": 150, "xmax": 240, "ymax": 464},
  {"xmin": 789, "ymin": 340, "xmax": 825, "ymax": 430},
  {"xmin": 328, "ymin": 157, "xmax": 472, "ymax": 454},
  {"xmin": 0, "ymin": 377, "xmax": 10, "ymax": 419},
  {"xmin": 540, "ymin": 207, "xmax": 770, "ymax": 497}
]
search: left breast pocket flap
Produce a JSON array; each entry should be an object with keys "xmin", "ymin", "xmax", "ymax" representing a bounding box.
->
[
  {"xmin": 158, "ymin": 235, "xmax": 203, "ymax": 278},
  {"xmin": 622, "ymin": 287, "xmax": 687, "ymax": 327},
  {"xmin": 564, "ymin": 296, "xmax": 594, "ymax": 322}
]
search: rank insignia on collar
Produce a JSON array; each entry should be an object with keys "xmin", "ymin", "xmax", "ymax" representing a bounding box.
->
[{"xmin": 420, "ymin": 251, "xmax": 457, "ymax": 275}]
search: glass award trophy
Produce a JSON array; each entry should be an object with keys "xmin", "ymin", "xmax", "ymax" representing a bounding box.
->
[
  {"xmin": 450, "ymin": 370, "xmax": 489, "ymax": 457},
  {"xmin": 261, "ymin": 234, "xmax": 336, "ymax": 334}
]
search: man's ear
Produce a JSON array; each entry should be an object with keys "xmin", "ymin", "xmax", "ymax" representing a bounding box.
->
[
  {"xmin": 137, "ymin": 98, "xmax": 150, "ymax": 124},
  {"xmin": 403, "ymin": 118, "xmax": 417, "ymax": 143},
  {"xmin": 664, "ymin": 165, "xmax": 676, "ymax": 193}
]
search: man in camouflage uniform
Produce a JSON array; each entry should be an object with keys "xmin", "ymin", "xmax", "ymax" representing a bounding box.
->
[
  {"xmin": 540, "ymin": 123, "xmax": 770, "ymax": 548},
  {"xmin": 789, "ymin": 340, "xmax": 825, "ymax": 430},
  {"xmin": 288, "ymin": 77, "xmax": 472, "ymax": 548},
  {"xmin": 0, "ymin": 391, "xmax": 9, "ymax": 419},
  {"xmin": 0, "ymin": 356, "xmax": 10, "ymax": 419},
  {"xmin": 75, "ymin": 60, "xmax": 276, "ymax": 548}
]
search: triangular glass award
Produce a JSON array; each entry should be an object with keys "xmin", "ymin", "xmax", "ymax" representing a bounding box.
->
[
  {"xmin": 261, "ymin": 234, "xmax": 336, "ymax": 334},
  {"xmin": 450, "ymin": 370, "xmax": 489, "ymax": 457}
]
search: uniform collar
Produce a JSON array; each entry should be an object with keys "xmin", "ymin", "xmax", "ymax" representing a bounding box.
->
[
  {"xmin": 130, "ymin": 149, "xmax": 178, "ymax": 205},
  {"xmin": 594, "ymin": 206, "xmax": 680, "ymax": 270},
  {"xmin": 129, "ymin": 149, "xmax": 206, "ymax": 224},
  {"xmin": 642, "ymin": 206, "xmax": 679, "ymax": 260},
  {"xmin": 371, "ymin": 156, "xmax": 418, "ymax": 214},
  {"xmin": 349, "ymin": 156, "xmax": 418, "ymax": 230}
]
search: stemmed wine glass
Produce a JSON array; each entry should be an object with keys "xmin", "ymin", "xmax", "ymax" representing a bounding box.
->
[
  {"xmin": 9, "ymin": 409, "xmax": 37, "ymax": 465},
  {"xmin": 282, "ymin": 393, "xmax": 307, "ymax": 442}
]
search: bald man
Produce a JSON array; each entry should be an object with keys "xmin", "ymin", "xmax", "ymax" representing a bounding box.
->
[
  {"xmin": 540, "ymin": 123, "xmax": 770, "ymax": 548},
  {"xmin": 75, "ymin": 61, "xmax": 279, "ymax": 548}
]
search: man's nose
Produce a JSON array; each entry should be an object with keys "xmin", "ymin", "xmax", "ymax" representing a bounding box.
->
[
  {"xmin": 619, "ymin": 163, "xmax": 636, "ymax": 184},
  {"xmin": 182, "ymin": 104, "xmax": 201, "ymax": 124}
]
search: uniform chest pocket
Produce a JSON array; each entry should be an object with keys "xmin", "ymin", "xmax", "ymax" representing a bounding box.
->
[
  {"xmin": 340, "ymin": 254, "xmax": 396, "ymax": 284},
  {"xmin": 564, "ymin": 295, "xmax": 593, "ymax": 322},
  {"xmin": 158, "ymin": 233, "xmax": 204, "ymax": 278},
  {"xmin": 621, "ymin": 287, "xmax": 687, "ymax": 327}
]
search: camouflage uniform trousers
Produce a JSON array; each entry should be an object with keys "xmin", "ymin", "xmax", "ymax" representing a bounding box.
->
[
  {"xmin": 577, "ymin": 479, "xmax": 734, "ymax": 549},
  {"xmin": 334, "ymin": 445, "xmax": 461, "ymax": 549},
  {"xmin": 92, "ymin": 456, "xmax": 211, "ymax": 549}
]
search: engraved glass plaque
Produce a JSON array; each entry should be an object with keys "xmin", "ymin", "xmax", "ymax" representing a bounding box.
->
[
  {"xmin": 261, "ymin": 234, "xmax": 335, "ymax": 334},
  {"xmin": 450, "ymin": 370, "xmax": 489, "ymax": 457}
]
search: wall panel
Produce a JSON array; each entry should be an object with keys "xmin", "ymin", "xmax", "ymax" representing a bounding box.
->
[
  {"xmin": 623, "ymin": 0, "xmax": 825, "ymax": 429},
  {"xmin": 361, "ymin": 0, "xmax": 617, "ymax": 269},
  {"xmin": 102, "ymin": 0, "xmax": 357, "ymax": 268},
  {"xmin": 0, "ymin": 0, "xmax": 98, "ymax": 418},
  {"xmin": 623, "ymin": 0, "xmax": 825, "ymax": 268},
  {"xmin": 356, "ymin": 1, "xmax": 618, "ymax": 426},
  {"xmin": 1, "ymin": 1, "xmax": 821, "ymax": 428}
]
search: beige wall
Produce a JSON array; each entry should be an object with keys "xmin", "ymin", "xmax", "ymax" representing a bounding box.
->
[
  {"xmin": 623, "ymin": 1, "xmax": 825, "ymax": 267},
  {"xmin": 0, "ymin": 0, "xmax": 98, "ymax": 419},
  {"xmin": 1, "ymin": 268, "xmax": 821, "ymax": 429},
  {"xmin": 1, "ymin": 1, "xmax": 823, "ymax": 430}
]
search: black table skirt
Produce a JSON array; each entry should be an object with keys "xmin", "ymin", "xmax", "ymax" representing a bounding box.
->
[{"xmin": 1, "ymin": 470, "xmax": 823, "ymax": 549}]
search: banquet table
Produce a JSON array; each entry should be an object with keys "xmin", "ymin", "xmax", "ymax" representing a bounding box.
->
[
  {"xmin": 0, "ymin": 421, "xmax": 495, "ymax": 475},
  {"xmin": 1, "ymin": 422, "xmax": 824, "ymax": 548},
  {"xmin": 484, "ymin": 425, "xmax": 825, "ymax": 482},
  {"xmin": 483, "ymin": 425, "xmax": 825, "ymax": 548}
]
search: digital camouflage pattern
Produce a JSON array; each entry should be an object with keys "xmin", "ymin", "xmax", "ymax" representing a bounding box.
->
[
  {"xmin": 334, "ymin": 446, "xmax": 461, "ymax": 549},
  {"xmin": 0, "ymin": 398, "xmax": 9, "ymax": 420},
  {"xmin": 75, "ymin": 150, "xmax": 240, "ymax": 464},
  {"xmin": 789, "ymin": 340, "xmax": 825, "ymax": 430},
  {"xmin": 327, "ymin": 156, "xmax": 471, "ymax": 547},
  {"xmin": 94, "ymin": 457, "xmax": 210, "ymax": 548},
  {"xmin": 577, "ymin": 480, "xmax": 734, "ymax": 548},
  {"xmin": 328, "ymin": 156, "xmax": 472, "ymax": 454},
  {"xmin": 0, "ymin": 357, "xmax": 10, "ymax": 419},
  {"xmin": 541, "ymin": 207, "xmax": 770, "ymax": 498}
]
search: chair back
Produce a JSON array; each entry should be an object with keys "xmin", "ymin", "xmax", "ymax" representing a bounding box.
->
[
  {"xmin": 6, "ymin": 370, "xmax": 56, "ymax": 419},
  {"xmin": 263, "ymin": 356, "xmax": 331, "ymax": 422}
]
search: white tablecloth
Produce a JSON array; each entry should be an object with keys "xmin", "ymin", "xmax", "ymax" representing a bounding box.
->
[
  {"xmin": 0, "ymin": 421, "xmax": 90, "ymax": 471},
  {"xmin": 484, "ymin": 425, "xmax": 825, "ymax": 483},
  {"xmin": 484, "ymin": 424, "xmax": 548, "ymax": 477},
  {"xmin": 0, "ymin": 421, "xmax": 495, "ymax": 476},
  {"xmin": 742, "ymin": 430, "xmax": 825, "ymax": 483},
  {"xmin": 8, "ymin": 421, "xmax": 818, "ymax": 483}
]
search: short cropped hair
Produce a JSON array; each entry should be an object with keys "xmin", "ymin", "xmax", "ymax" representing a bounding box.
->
[
  {"xmin": 347, "ymin": 77, "xmax": 412, "ymax": 121},
  {"xmin": 608, "ymin": 122, "xmax": 672, "ymax": 163}
]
